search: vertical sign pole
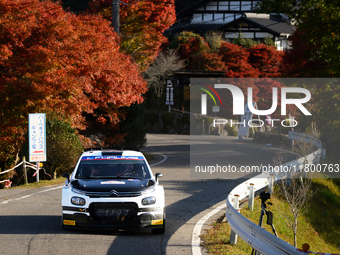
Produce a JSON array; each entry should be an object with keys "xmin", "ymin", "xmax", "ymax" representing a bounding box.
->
[
  {"xmin": 23, "ymin": 157, "xmax": 28, "ymax": 185},
  {"xmin": 36, "ymin": 162, "xmax": 40, "ymax": 183}
]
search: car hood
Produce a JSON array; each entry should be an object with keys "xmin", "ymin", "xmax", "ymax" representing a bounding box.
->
[{"xmin": 71, "ymin": 178, "xmax": 153, "ymax": 193}]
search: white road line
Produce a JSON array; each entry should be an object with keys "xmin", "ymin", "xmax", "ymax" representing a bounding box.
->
[
  {"xmin": 192, "ymin": 203, "xmax": 227, "ymax": 255},
  {"xmin": 0, "ymin": 185, "xmax": 63, "ymax": 205},
  {"xmin": 149, "ymin": 153, "xmax": 168, "ymax": 167}
]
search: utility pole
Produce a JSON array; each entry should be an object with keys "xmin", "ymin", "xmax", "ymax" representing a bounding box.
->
[{"xmin": 112, "ymin": 0, "xmax": 120, "ymax": 34}]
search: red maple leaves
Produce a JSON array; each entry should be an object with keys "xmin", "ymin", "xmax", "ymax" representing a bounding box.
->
[{"xmin": 0, "ymin": 0, "xmax": 147, "ymax": 161}]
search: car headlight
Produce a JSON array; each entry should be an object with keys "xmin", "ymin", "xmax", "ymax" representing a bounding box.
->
[
  {"xmin": 71, "ymin": 196, "xmax": 86, "ymax": 206},
  {"xmin": 142, "ymin": 196, "xmax": 156, "ymax": 205}
]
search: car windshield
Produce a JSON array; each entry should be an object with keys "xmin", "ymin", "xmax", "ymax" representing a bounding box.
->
[{"xmin": 75, "ymin": 156, "xmax": 151, "ymax": 179}]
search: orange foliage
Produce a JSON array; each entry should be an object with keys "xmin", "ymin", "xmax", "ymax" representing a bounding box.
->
[
  {"xmin": 0, "ymin": 0, "xmax": 147, "ymax": 161},
  {"xmin": 219, "ymin": 42, "xmax": 260, "ymax": 78},
  {"xmin": 89, "ymin": 0, "xmax": 176, "ymax": 70}
]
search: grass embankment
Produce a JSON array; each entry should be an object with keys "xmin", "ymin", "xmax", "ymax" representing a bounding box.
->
[
  {"xmin": 201, "ymin": 178, "xmax": 340, "ymax": 255},
  {"xmin": 11, "ymin": 177, "xmax": 66, "ymax": 189}
]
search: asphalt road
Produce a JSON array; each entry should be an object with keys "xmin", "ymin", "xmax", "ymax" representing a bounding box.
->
[{"xmin": 0, "ymin": 134, "xmax": 296, "ymax": 255}]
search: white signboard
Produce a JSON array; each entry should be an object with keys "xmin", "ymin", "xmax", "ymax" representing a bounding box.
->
[
  {"xmin": 166, "ymin": 80, "xmax": 174, "ymax": 105},
  {"xmin": 29, "ymin": 113, "xmax": 46, "ymax": 162},
  {"xmin": 212, "ymin": 106, "xmax": 220, "ymax": 113}
]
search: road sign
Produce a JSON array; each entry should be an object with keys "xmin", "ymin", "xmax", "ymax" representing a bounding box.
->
[
  {"xmin": 166, "ymin": 80, "xmax": 174, "ymax": 106},
  {"xmin": 29, "ymin": 113, "xmax": 46, "ymax": 162},
  {"xmin": 212, "ymin": 106, "xmax": 220, "ymax": 112}
]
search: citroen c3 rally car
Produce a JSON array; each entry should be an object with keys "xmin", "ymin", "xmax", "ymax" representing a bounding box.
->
[{"xmin": 61, "ymin": 149, "xmax": 165, "ymax": 234}]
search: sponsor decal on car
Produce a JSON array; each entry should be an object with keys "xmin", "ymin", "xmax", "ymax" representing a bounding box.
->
[
  {"xmin": 100, "ymin": 181, "xmax": 125, "ymax": 185},
  {"xmin": 81, "ymin": 156, "xmax": 144, "ymax": 161}
]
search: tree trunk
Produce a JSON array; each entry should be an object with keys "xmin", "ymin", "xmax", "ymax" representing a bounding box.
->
[{"xmin": 294, "ymin": 218, "xmax": 298, "ymax": 247}]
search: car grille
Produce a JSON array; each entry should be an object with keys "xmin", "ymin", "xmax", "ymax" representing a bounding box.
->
[
  {"xmin": 90, "ymin": 202, "xmax": 138, "ymax": 223},
  {"xmin": 85, "ymin": 190, "xmax": 142, "ymax": 198}
]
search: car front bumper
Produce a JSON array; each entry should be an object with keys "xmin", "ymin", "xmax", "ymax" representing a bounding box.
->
[{"xmin": 62, "ymin": 202, "xmax": 164, "ymax": 230}]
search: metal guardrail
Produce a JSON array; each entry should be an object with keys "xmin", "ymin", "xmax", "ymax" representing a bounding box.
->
[{"xmin": 226, "ymin": 131, "xmax": 337, "ymax": 255}]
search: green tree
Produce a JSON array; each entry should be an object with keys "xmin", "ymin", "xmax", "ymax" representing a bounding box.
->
[
  {"xmin": 45, "ymin": 118, "xmax": 84, "ymax": 179},
  {"xmin": 257, "ymin": 0, "xmax": 340, "ymax": 156},
  {"xmin": 258, "ymin": 0, "xmax": 340, "ymax": 77}
]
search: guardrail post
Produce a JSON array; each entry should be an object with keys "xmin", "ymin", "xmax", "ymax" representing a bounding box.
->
[
  {"xmin": 23, "ymin": 157, "xmax": 28, "ymax": 185},
  {"xmin": 248, "ymin": 183, "xmax": 255, "ymax": 211},
  {"xmin": 322, "ymin": 148, "xmax": 326, "ymax": 160},
  {"xmin": 230, "ymin": 194, "xmax": 240, "ymax": 245},
  {"xmin": 268, "ymin": 174, "xmax": 274, "ymax": 194}
]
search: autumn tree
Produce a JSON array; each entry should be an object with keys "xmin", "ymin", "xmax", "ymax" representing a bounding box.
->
[
  {"xmin": 167, "ymin": 36, "xmax": 284, "ymax": 116},
  {"xmin": 248, "ymin": 44, "xmax": 283, "ymax": 77},
  {"xmin": 219, "ymin": 42, "xmax": 259, "ymax": 78},
  {"xmin": 0, "ymin": 0, "xmax": 146, "ymax": 165},
  {"xmin": 168, "ymin": 31, "xmax": 211, "ymax": 71},
  {"xmin": 89, "ymin": 0, "xmax": 176, "ymax": 70},
  {"xmin": 187, "ymin": 52, "xmax": 226, "ymax": 72}
]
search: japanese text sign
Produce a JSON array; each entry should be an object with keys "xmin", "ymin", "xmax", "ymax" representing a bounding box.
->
[{"xmin": 29, "ymin": 113, "xmax": 46, "ymax": 162}]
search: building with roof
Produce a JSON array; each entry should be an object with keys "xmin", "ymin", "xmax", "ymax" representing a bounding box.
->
[{"xmin": 168, "ymin": 0, "xmax": 295, "ymax": 50}]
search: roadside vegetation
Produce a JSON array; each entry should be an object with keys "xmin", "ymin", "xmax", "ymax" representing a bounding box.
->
[
  {"xmin": 201, "ymin": 178, "xmax": 340, "ymax": 254},
  {"xmin": 11, "ymin": 177, "xmax": 66, "ymax": 189}
]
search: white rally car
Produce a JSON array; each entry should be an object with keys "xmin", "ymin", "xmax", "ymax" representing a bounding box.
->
[{"xmin": 62, "ymin": 149, "xmax": 165, "ymax": 234}]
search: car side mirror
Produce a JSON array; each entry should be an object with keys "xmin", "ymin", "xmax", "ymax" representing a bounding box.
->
[
  {"xmin": 155, "ymin": 173, "xmax": 163, "ymax": 182},
  {"xmin": 62, "ymin": 173, "xmax": 70, "ymax": 183}
]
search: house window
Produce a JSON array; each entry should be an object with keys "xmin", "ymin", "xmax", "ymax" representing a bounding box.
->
[
  {"xmin": 206, "ymin": 1, "xmax": 218, "ymax": 11},
  {"xmin": 203, "ymin": 13, "xmax": 213, "ymax": 22},
  {"xmin": 192, "ymin": 13, "xmax": 203, "ymax": 22},
  {"xmin": 224, "ymin": 13, "xmax": 236, "ymax": 22},
  {"xmin": 230, "ymin": 1, "xmax": 241, "ymax": 11},
  {"xmin": 219, "ymin": 1, "xmax": 229, "ymax": 11},
  {"xmin": 215, "ymin": 13, "xmax": 224, "ymax": 22},
  {"xmin": 240, "ymin": 1, "xmax": 252, "ymax": 11}
]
